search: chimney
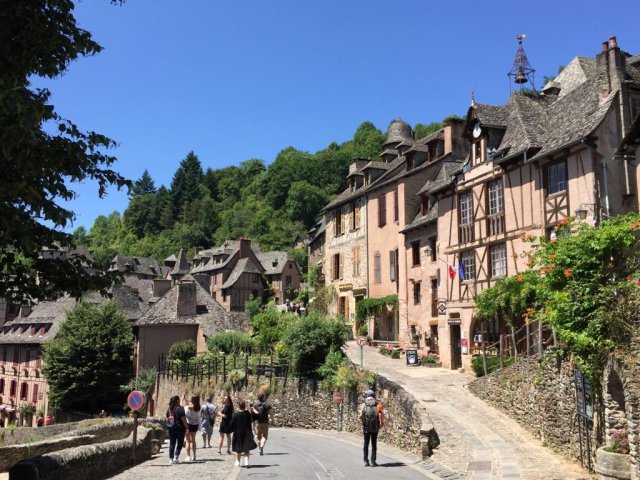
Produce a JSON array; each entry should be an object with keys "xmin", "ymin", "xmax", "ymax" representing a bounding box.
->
[
  {"xmin": 602, "ymin": 41, "xmax": 609, "ymax": 52},
  {"xmin": 609, "ymin": 36, "xmax": 617, "ymax": 48},
  {"xmin": 596, "ymin": 40, "xmax": 612, "ymax": 99},
  {"xmin": 152, "ymin": 279, "xmax": 171, "ymax": 298},
  {"xmin": 239, "ymin": 236, "xmax": 252, "ymax": 259},
  {"xmin": 177, "ymin": 281, "xmax": 197, "ymax": 317},
  {"xmin": 607, "ymin": 35, "xmax": 625, "ymax": 94}
]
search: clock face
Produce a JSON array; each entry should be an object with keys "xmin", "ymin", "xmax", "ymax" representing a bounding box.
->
[{"xmin": 472, "ymin": 123, "xmax": 482, "ymax": 139}]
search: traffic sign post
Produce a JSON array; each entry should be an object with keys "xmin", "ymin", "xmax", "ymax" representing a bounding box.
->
[
  {"xmin": 333, "ymin": 391, "xmax": 344, "ymax": 431},
  {"xmin": 356, "ymin": 336, "xmax": 367, "ymax": 369},
  {"xmin": 127, "ymin": 391, "xmax": 146, "ymax": 466}
]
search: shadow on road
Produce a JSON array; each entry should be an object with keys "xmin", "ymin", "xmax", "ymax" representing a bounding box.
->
[
  {"xmin": 376, "ymin": 462, "xmax": 406, "ymax": 468},
  {"xmin": 263, "ymin": 452, "xmax": 289, "ymax": 456}
]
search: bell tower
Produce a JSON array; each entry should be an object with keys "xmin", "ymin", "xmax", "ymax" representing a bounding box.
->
[{"xmin": 508, "ymin": 34, "xmax": 536, "ymax": 92}]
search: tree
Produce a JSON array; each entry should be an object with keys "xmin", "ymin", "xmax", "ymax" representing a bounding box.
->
[
  {"xmin": 414, "ymin": 121, "xmax": 443, "ymax": 140},
  {"xmin": 0, "ymin": 1, "xmax": 128, "ymax": 302},
  {"xmin": 129, "ymin": 169, "xmax": 156, "ymax": 198},
  {"xmin": 170, "ymin": 151, "xmax": 204, "ymax": 220},
  {"xmin": 285, "ymin": 181, "xmax": 329, "ymax": 230},
  {"xmin": 168, "ymin": 339, "xmax": 197, "ymax": 362},
  {"xmin": 43, "ymin": 300, "xmax": 134, "ymax": 411}
]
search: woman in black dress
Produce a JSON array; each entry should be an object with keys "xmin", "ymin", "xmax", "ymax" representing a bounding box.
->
[
  {"xmin": 217, "ymin": 395, "xmax": 234, "ymax": 454},
  {"xmin": 229, "ymin": 399, "xmax": 257, "ymax": 468}
]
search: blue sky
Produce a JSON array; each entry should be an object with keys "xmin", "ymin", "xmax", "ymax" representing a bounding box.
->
[{"xmin": 37, "ymin": 0, "xmax": 639, "ymax": 231}]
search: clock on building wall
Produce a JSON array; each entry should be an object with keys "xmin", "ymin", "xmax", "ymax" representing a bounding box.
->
[{"xmin": 472, "ymin": 122, "xmax": 482, "ymax": 139}]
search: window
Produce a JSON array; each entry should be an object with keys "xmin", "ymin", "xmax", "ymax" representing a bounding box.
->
[
  {"xmin": 10, "ymin": 380, "xmax": 16, "ymax": 397},
  {"xmin": 12, "ymin": 348, "xmax": 19, "ymax": 364},
  {"xmin": 332, "ymin": 254, "xmax": 341, "ymax": 281},
  {"xmin": 430, "ymin": 279, "xmax": 438, "ymax": 317},
  {"xmin": 487, "ymin": 179, "xmax": 505, "ymax": 235},
  {"xmin": 389, "ymin": 250, "xmax": 398, "ymax": 282},
  {"xmin": 413, "ymin": 282, "xmax": 421, "ymax": 305},
  {"xmin": 350, "ymin": 203, "xmax": 360, "ymax": 230},
  {"xmin": 459, "ymin": 191, "xmax": 474, "ymax": 243},
  {"xmin": 374, "ymin": 253, "xmax": 381, "ymax": 283},
  {"xmin": 393, "ymin": 189, "xmax": 399, "ymax": 222},
  {"xmin": 32, "ymin": 383, "xmax": 38, "ymax": 404},
  {"xmin": 352, "ymin": 247, "xmax": 361, "ymax": 276},
  {"xmin": 335, "ymin": 207, "xmax": 345, "ymax": 236},
  {"xmin": 490, "ymin": 243, "xmax": 507, "ymax": 278},
  {"xmin": 285, "ymin": 275, "xmax": 292, "ymax": 288},
  {"xmin": 0, "ymin": 378, "xmax": 4, "ymax": 394},
  {"xmin": 547, "ymin": 161, "xmax": 567, "ymax": 195},
  {"xmin": 378, "ymin": 194, "xmax": 387, "ymax": 227},
  {"xmin": 411, "ymin": 241, "xmax": 421, "ymax": 267},
  {"xmin": 338, "ymin": 297, "xmax": 349, "ymax": 319},
  {"xmin": 20, "ymin": 382, "xmax": 28, "ymax": 401},
  {"xmin": 421, "ymin": 196, "xmax": 429, "ymax": 215},
  {"xmin": 460, "ymin": 250, "xmax": 476, "ymax": 281},
  {"xmin": 428, "ymin": 237, "xmax": 437, "ymax": 262}
]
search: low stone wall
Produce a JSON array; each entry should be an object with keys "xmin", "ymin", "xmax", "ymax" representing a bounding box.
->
[
  {"xmin": 9, "ymin": 426, "xmax": 155, "ymax": 480},
  {"xmin": 156, "ymin": 372, "xmax": 434, "ymax": 458},
  {"xmin": 468, "ymin": 351, "xmax": 588, "ymax": 460},
  {"xmin": 0, "ymin": 418, "xmax": 136, "ymax": 472}
]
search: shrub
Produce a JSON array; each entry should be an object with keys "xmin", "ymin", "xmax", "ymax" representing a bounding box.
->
[
  {"xmin": 391, "ymin": 349, "xmax": 400, "ymax": 359},
  {"xmin": 251, "ymin": 307, "xmax": 298, "ymax": 349},
  {"xmin": 471, "ymin": 355, "xmax": 514, "ymax": 377},
  {"xmin": 419, "ymin": 354, "xmax": 439, "ymax": 365},
  {"xmin": 317, "ymin": 348, "xmax": 344, "ymax": 381},
  {"xmin": 207, "ymin": 331, "xmax": 256, "ymax": 354},
  {"xmin": 168, "ymin": 339, "xmax": 197, "ymax": 362}
]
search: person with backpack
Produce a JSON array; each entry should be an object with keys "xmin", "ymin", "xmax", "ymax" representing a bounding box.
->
[
  {"xmin": 251, "ymin": 392, "xmax": 273, "ymax": 455},
  {"xmin": 359, "ymin": 389, "xmax": 383, "ymax": 467},
  {"xmin": 200, "ymin": 396, "xmax": 218, "ymax": 449},
  {"xmin": 166, "ymin": 395, "xmax": 188, "ymax": 464}
]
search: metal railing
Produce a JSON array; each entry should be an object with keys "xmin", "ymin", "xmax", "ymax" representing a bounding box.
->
[{"xmin": 474, "ymin": 319, "xmax": 557, "ymax": 376}]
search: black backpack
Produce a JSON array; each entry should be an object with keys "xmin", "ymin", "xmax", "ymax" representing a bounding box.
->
[{"xmin": 362, "ymin": 399, "xmax": 379, "ymax": 433}]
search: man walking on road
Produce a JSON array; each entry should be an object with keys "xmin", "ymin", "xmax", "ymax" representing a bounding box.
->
[
  {"xmin": 359, "ymin": 389, "xmax": 383, "ymax": 467},
  {"xmin": 252, "ymin": 392, "xmax": 273, "ymax": 455}
]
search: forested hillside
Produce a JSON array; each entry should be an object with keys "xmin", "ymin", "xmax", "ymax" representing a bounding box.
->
[{"xmin": 75, "ymin": 120, "xmax": 443, "ymax": 268}]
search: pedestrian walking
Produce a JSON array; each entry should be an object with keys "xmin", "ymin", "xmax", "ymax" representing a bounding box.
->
[
  {"xmin": 166, "ymin": 395, "xmax": 188, "ymax": 464},
  {"xmin": 218, "ymin": 394, "xmax": 234, "ymax": 454},
  {"xmin": 184, "ymin": 395, "xmax": 201, "ymax": 461},
  {"xmin": 359, "ymin": 389, "xmax": 383, "ymax": 467},
  {"xmin": 251, "ymin": 392, "xmax": 273, "ymax": 455},
  {"xmin": 230, "ymin": 400, "xmax": 257, "ymax": 468},
  {"xmin": 200, "ymin": 396, "xmax": 218, "ymax": 448}
]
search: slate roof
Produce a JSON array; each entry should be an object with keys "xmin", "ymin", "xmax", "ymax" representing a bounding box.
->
[
  {"xmin": 170, "ymin": 249, "xmax": 191, "ymax": 276},
  {"xmin": 418, "ymin": 160, "xmax": 464, "ymax": 195},
  {"xmin": 109, "ymin": 255, "xmax": 162, "ymax": 278},
  {"xmin": 473, "ymin": 104, "xmax": 509, "ymax": 127},
  {"xmin": 111, "ymin": 277, "xmax": 154, "ymax": 320},
  {"xmin": 221, "ymin": 257, "xmax": 262, "ymax": 289},
  {"xmin": 308, "ymin": 217, "xmax": 326, "ymax": 244},
  {"xmin": 257, "ymin": 252, "xmax": 293, "ymax": 275},
  {"xmin": 401, "ymin": 203, "xmax": 439, "ymax": 233},
  {"xmin": 384, "ymin": 119, "xmax": 413, "ymax": 146},
  {"xmin": 135, "ymin": 281, "xmax": 248, "ymax": 336}
]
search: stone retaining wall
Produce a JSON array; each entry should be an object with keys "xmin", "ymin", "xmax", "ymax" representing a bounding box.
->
[
  {"xmin": 157, "ymin": 372, "xmax": 434, "ymax": 457},
  {"xmin": 0, "ymin": 418, "xmax": 136, "ymax": 472},
  {"xmin": 0, "ymin": 417, "xmax": 115, "ymax": 447},
  {"xmin": 9, "ymin": 426, "xmax": 154, "ymax": 480},
  {"xmin": 468, "ymin": 351, "xmax": 588, "ymax": 460}
]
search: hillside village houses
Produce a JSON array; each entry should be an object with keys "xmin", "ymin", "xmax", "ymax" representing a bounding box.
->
[
  {"xmin": 312, "ymin": 36, "xmax": 640, "ymax": 371},
  {"xmin": 0, "ymin": 239, "xmax": 299, "ymax": 426}
]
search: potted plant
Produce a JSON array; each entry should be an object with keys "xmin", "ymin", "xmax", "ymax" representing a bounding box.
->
[
  {"xmin": 595, "ymin": 429, "xmax": 631, "ymax": 480},
  {"xmin": 419, "ymin": 354, "xmax": 441, "ymax": 368}
]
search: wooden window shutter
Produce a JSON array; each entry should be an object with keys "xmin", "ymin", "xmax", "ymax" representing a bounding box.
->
[
  {"xmin": 379, "ymin": 195, "xmax": 386, "ymax": 227},
  {"xmin": 339, "ymin": 253, "xmax": 344, "ymax": 280},
  {"xmin": 340, "ymin": 208, "xmax": 345, "ymax": 235},
  {"xmin": 330, "ymin": 255, "xmax": 335, "ymax": 281},
  {"xmin": 394, "ymin": 189, "xmax": 399, "ymax": 222},
  {"xmin": 354, "ymin": 204, "xmax": 360, "ymax": 229},
  {"xmin": 389, "ymin": 250, "xmax": 396, "ymax": 282}
]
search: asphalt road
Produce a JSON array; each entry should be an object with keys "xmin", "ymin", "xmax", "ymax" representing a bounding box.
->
[{"xmin": 232, "ymin": 428, "xmax": 430, "ymax": 480}]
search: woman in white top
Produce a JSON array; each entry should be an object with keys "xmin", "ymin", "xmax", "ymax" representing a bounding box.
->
[{"xmin": 184, "ymin": 395, "xmax": 201, "ymax": 461}]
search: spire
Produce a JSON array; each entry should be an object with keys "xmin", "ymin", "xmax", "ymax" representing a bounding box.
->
[
  {"xmin": 471, "ymin": 91, "xmax": 476, "ymax": 107},
  {"xmin": 507, "ymin": 34, "xmax": 536, "ymax": 93}
]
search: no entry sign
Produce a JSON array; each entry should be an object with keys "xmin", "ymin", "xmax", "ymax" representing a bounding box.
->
[
  {"xmin": 356, "ymin": 336, "xmax": 367, "ymax": 347},
  {"xmin": 127, "ymin": 390, "xmax": 146, "ymax": 411}
]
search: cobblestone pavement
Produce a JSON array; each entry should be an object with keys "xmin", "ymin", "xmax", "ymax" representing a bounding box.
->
[
  {"xmin": 345, "ymin": 341, "xmax": 594, "ymax": 480},
  {"xmin": 104, "ymin": 441, "xmax": 238, "ymax": 480}
]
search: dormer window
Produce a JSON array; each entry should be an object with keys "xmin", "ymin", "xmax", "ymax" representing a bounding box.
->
[{"xmin": 407, "ymin": 156, "xmax": 414, "ymax": 171}]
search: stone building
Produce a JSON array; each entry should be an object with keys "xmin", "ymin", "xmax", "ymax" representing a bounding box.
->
[
  {"xmin": 434, "ymin": 37, "xmax": 640, "ymax": 370},
  {"xmin": 134, "ymin": 279, "xmax": 248, "ymax": 371},
  {"xmin": 108, "ymin": 255, "xmax": 168, "ymax": 279},
  {"xmin": 322, "ymin": 158, "xmax": 369, "ymax": 333}
]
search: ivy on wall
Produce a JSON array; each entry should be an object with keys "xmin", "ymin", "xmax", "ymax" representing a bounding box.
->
[{"xmin": 356, "ymin": 295, "xmax": 398, "ymax": 324}]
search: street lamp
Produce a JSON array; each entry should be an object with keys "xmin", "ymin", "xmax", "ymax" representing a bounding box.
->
[{"xmin": 574, "ymin": 205, "xmax": 589, "ymax": 220}]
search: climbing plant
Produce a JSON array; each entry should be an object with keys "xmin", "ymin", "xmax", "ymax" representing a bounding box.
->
[{"xmin": 355, "ymin": 295, "xmax": 398, "ymax": 324}]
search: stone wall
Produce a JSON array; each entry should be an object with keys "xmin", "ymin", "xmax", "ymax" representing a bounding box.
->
[
  {"xmin": 9, "ymin": 426, "xmax": 155, "ymax": 480},
  {"xmin": 156, "ymin": 371, "xmax": 432, "ymax": 457},
  {"xmin": 468, "ymin": 351, "xmax": 587, "ymax": 460},
  {"xmin": 0, "ymin": 418, "xmax": 136, "ymax": 472}
]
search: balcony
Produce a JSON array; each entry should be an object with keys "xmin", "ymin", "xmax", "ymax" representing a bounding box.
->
[
  {"xmin": 487, "ymin": 212, "xmax": 505, "ymax": 236},
  {"xmin": 459, "ymin": 223, "xmax": 475, "ymax": 244}
]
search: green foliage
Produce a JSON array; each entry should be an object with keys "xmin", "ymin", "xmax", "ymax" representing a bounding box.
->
[
  {"xmin": 245, "ymin": 295, "xmax": 263, "ymax": 320},
  {"xmin": 309, "ymin": 285, "xmax": 337, "ymax": 315},
  {"xmin": 471, "ymin": 355, "xmax": 514, "ymax": 377},
  {"xmin": 121, "ymin": 367, "xmax": 157, "ymax": 394},
  {"xmin": 129, "ymin": 170, "xmax": 156, "ymax": 198},
  {"xmin": 317, "ymin": 348, "xmax": 345, "ymax": 380},
  {"xmin": 281, "ymin": 311, "xmax": 347, "ymax": 374},
  {"xmin": 286, "ymin": 181, "xmax": 330, "ymax": 230},
  {"xmin": 251, "ymin": 307, "xmax": 298, "ymax": 350},
  {"xmin": 355, "ymin": 295, "xmax": 398, "ymax": 323},
  {"xmin": 43, "ymin": 301, "xmax": 134, "ymax": 411},
  {"xmin": 0, "ymin": 1, "xmax": 129, "ymax": 302},
  {"xmin": 419, "ymin": 354, "xmax": 439, "ymax": 365},
  {"xmin": 413, "ymin": 122, "xmax": 442, "ymax": 140},
  {"xmin": 168, "ymin": 339, "xmax": 197, "ymax": 362},
  {"xmin": 206, "ymin": 331, "xmax": 256, "ymax": 354}
]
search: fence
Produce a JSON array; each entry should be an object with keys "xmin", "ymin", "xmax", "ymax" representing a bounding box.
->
[
  {"xmin": 475, "ymin": 319, "xmax": 557, "ymax": 376},
  {"xmin": 157, "ymin": 353, "xmax": 320, "ymax": 395}
]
